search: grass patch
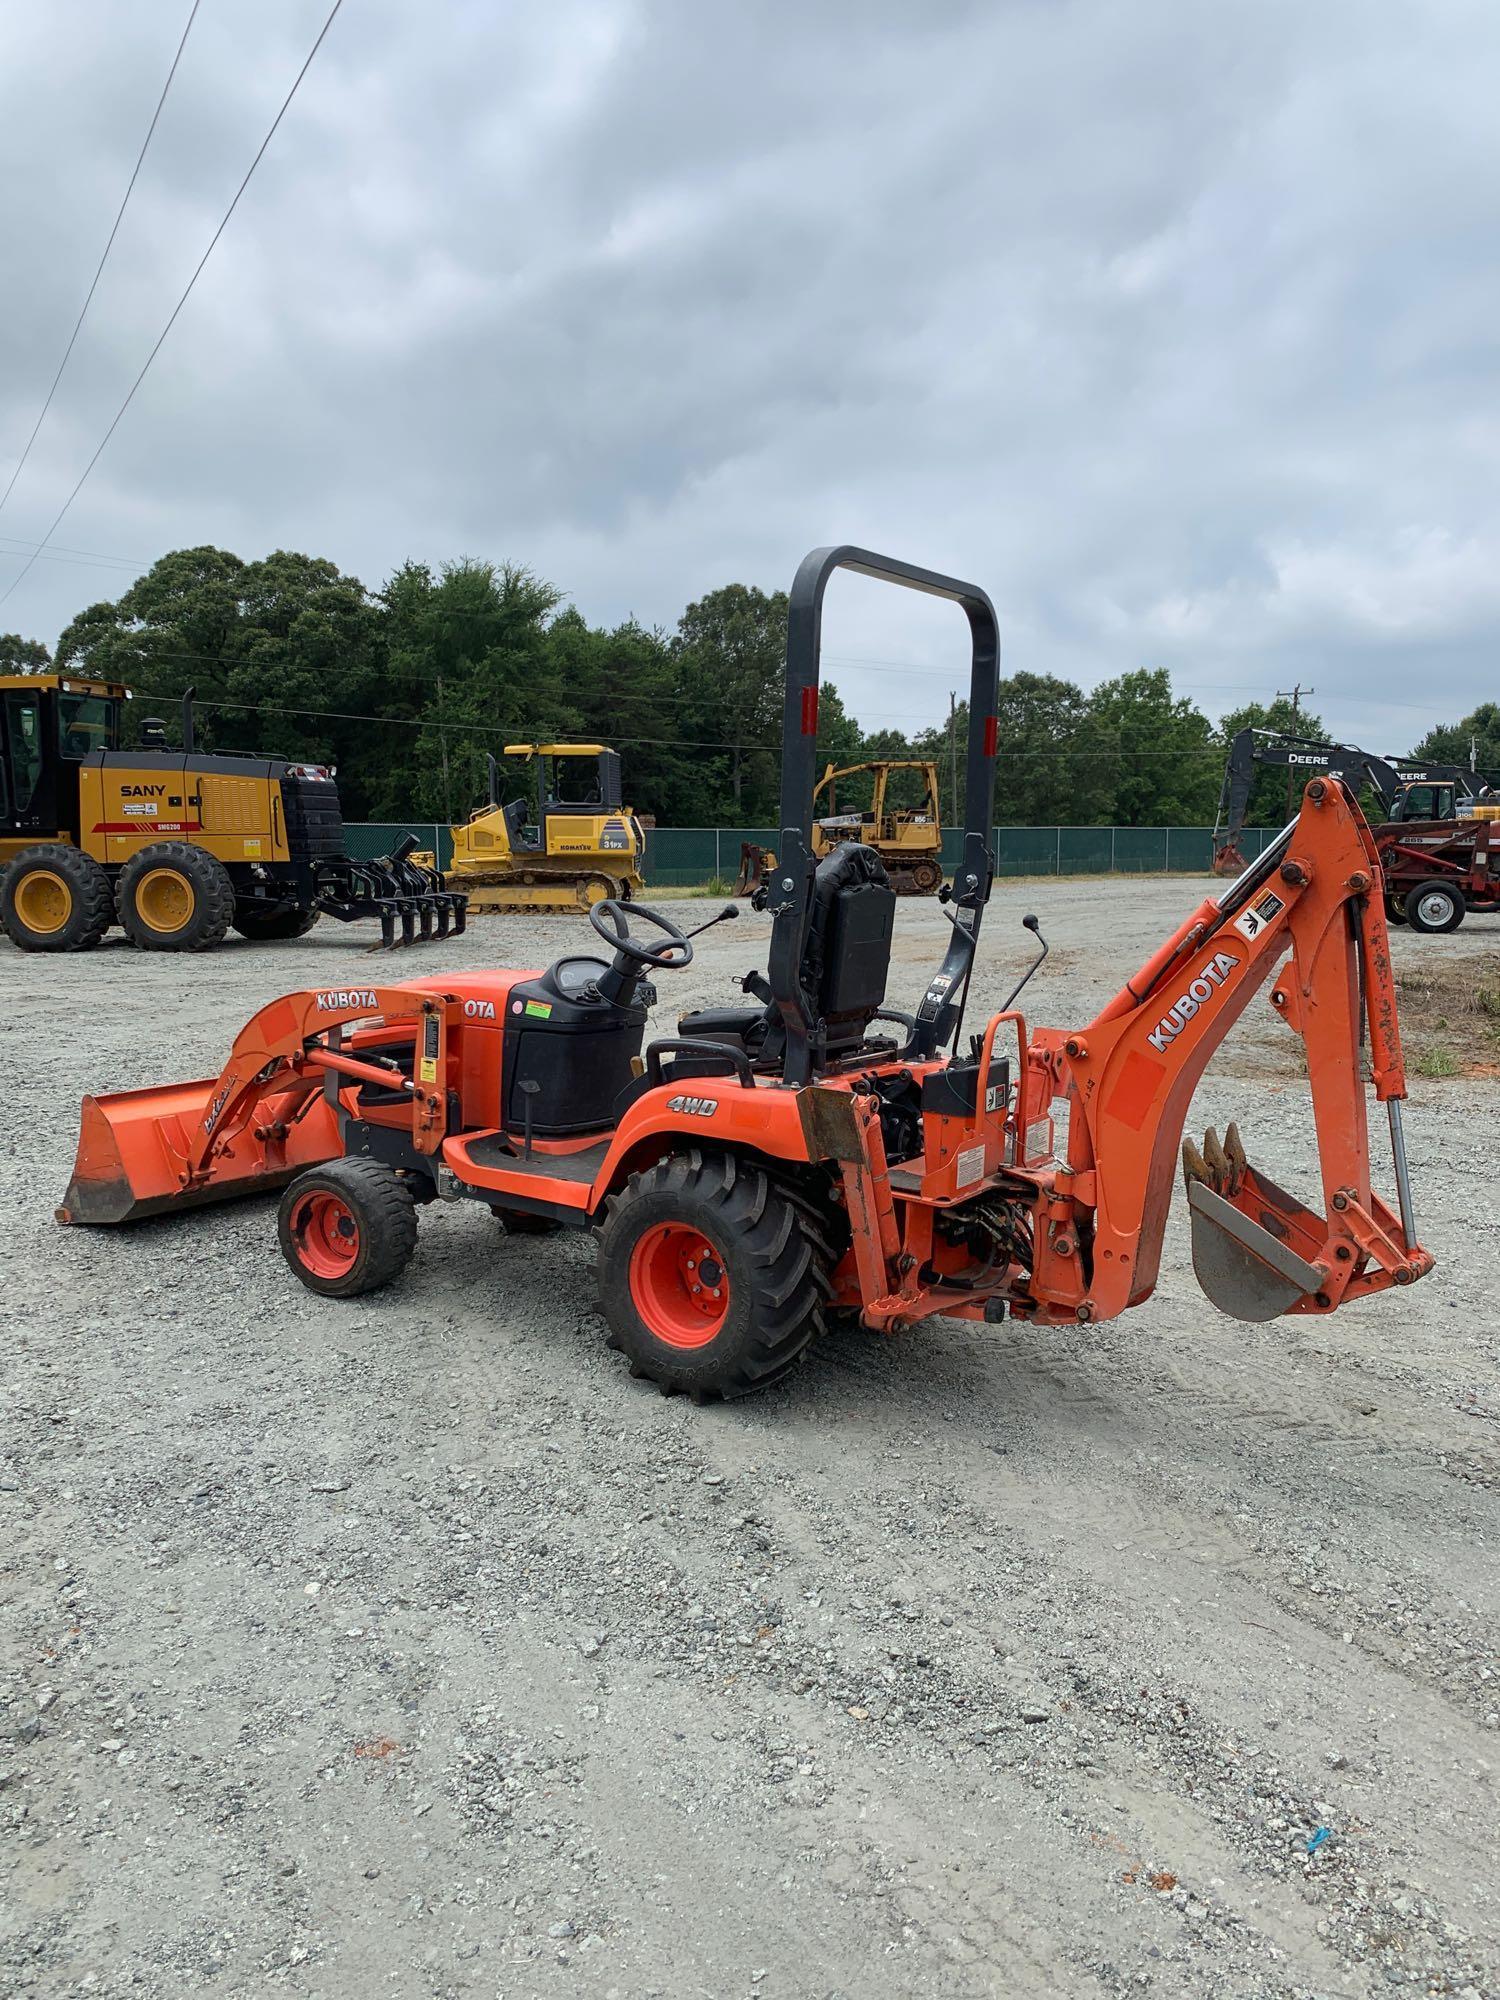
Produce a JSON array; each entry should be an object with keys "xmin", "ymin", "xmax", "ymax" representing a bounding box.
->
[{"xmin": 1394, "ymin": 953, "xmax": 1500, "ymax": 1079}]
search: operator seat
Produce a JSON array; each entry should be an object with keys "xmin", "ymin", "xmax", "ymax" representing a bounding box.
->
[
  {"xmin": 503, "ymin": 798, "xmax": 538, "ymax": 850},
  {"xmin": 677, "ymin": 841, "xmax": 896, "ymax": 1070}
]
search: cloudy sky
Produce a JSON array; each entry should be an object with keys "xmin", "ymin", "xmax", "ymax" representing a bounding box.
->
[{"xmin": 2, "ymin": 0, "xmax": 1497, "ymax": 751}]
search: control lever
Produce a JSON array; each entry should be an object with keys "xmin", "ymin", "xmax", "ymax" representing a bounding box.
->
[
  {"xmin": 1000, "ymin": 914, "xmax": 1048, "ymax": 1011},
  {"xmin": 679, "ymin": 902, "xmax": 740, "ymax": 941}
]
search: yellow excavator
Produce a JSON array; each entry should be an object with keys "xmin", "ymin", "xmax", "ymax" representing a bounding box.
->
[
  {"xmin": 734, "ymin": 758, "xmax": 945, "ymax": 897},
  {"xmin": 429, "ymin": 743, "xmax": 647, "ymax": 913}
]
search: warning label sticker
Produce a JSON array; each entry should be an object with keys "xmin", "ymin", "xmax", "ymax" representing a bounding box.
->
[
  {"xmin": 956, "ymin": 1144, "xmax": 985, "ymax": 1189},
  {"xmin": 1233, "ymin": 888, "xmax": 1286, "ymax": 942}
]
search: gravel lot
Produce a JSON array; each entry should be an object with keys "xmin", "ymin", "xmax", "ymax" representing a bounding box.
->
[{"xmin": 3, "ymin": 878, "xmax": 1497, "ymax": 2000}]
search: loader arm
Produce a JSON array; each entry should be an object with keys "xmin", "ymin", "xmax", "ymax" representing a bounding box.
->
[{"xmin": 1043, "ymin": 778, "xmax": 1429, "ymax": 1324}]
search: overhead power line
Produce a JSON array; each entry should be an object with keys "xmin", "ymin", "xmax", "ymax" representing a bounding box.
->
[
  {"xmin": 0, "ymin": 0, "xmax": 202, "ymax": 518},
  {"xmin": 0, "ymin": 0, "xmax": 345, "ymax": 612}
]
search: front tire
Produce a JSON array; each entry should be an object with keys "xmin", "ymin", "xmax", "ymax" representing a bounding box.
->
[
  {"xmin": 0, "ymin": 845, "xmax": 113, "ymax": 952},
  {"xmin": 597, "ymin": 1151, "xmax": 832, "ymax": 1400},
  {"xmin": 117, "ymin": 843, "xmax": 234, "ymax": 951},
  {"xmin": 278, "ymin": 1159, "xmax": 417, "ymax": 1298},
  {"xmin": 1405, "ymin": 879, "xmax": 1465, "ymax": 934}
]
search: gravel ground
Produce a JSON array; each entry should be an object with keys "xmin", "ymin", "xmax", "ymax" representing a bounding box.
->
[{"xmin": 3, "ymin": 878, "xmax": 1497, "ymax": 2000}]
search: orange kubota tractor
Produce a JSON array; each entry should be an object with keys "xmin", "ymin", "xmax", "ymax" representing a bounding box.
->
[{"xmin": 59, "ymin": 548, "xmax": 1432, "ymax": 1398}]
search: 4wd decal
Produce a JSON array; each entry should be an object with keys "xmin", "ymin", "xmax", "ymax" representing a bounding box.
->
[
  {"xmin": 666, "ymin": 1094, "xmax": 718, "ymax": 1118},
  {"xmin": 1145, "ymin": 952, "xmax": 1239, "ymax": 1053},
  {"xmin": 315, "ymin": 989, "xmax": 378, "ymax": 1013}
]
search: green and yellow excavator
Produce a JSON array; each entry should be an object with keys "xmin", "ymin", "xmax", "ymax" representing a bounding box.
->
[{"xmin": 425, "ymin": 744, "xmax": 647, "ymax": 914}]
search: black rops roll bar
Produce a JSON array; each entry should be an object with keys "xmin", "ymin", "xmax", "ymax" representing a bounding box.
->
[{"xmin": 767, "ymin": 546, "xmax": 1001, "ymax": 1086}]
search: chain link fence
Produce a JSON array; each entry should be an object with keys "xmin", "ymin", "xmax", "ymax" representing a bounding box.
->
[{"xmin": 344, "ymin": 822, "xmax": 1284, "ymax": 886}]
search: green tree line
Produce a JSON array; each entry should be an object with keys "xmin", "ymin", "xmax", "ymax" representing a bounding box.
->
[{"xmin": 3, "ymin": 545, "xmax": 1490, "ymax": 829}]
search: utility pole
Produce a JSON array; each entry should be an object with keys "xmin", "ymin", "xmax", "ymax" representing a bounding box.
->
[
  {"xmin": 1276, "ymin": 682, "xmax": 1314, "ymax": 821},
  {"xmin": 948, "ymin": 689, "xmax": 960, "ymax": 827}
]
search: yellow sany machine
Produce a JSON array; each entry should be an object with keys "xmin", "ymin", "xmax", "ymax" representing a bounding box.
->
[
  {"xmin": 0, "ymin": 678, "xmax": 462, "ymax": 953},
  {"xmin": 435, "ymin": 743, "xmax": 646, "ymax": 913}
]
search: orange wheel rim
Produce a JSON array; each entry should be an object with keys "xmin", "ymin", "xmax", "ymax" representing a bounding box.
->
[
  {"xmin": 629, "ymin": 1223, "xmax": 729, "ymax": 1348},
  {"xmin": 289, "ymin": 1190, "xmax": 360, "ymax": 1279}
]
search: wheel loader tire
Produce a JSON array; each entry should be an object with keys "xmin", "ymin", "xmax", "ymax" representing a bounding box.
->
[
  {"xmin": 1, "ymin": 845, "xmax": 114, "ymax": 953},
  {"xmin": 1384, "ymin": 894, "xmax": 1408, "ymax": 926},
  {"xmin": 1405, "ymin": 879, "xmax": 1465, "ymax": 934},
  {"xmin": 116, "ymin": 843, "xmax": 234, "ymax": 952},
  {"xmin": 278, "ymin": 1159, "xmax": 417, "ymax": 1298},
  {"xmin": 232, "ymin": 899, "xmax": 321, "ymax": 942},
  {"xmin": 597, "ymin": 1151, "xmax": 832, "ymax": 1400}
]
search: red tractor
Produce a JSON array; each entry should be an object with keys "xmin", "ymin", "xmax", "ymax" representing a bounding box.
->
[{"xmin": 60, "ymin": 549, "xmax": 1432, "ymax": 1399}]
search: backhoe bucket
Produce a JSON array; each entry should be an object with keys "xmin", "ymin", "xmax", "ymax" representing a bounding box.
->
[
  {"xmin": 1181, "ymin": 1124, "xmax": 1326, "ymax": 1322},
  {"xmin": 732, "ymin": 842, "xmax": 772, "ymax": 898},
  {"xmin": 58, "ymin": 1078, "xmax": 338, "ymax": 1227}
]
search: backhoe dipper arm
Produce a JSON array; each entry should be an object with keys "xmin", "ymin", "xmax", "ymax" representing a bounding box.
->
[{"xmin": 1044, "ymin": 780, "xmax": 1431, "ymax": 1326}]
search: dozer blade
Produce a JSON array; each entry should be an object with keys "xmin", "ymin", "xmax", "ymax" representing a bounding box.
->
[{"xmin": 58, "ymin": 1078, "xmax": 338, "ymax": 1227}]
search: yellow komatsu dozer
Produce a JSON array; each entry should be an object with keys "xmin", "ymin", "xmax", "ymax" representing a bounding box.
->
[{"xmin": 423, "ymin": 744, "xmax": 647, "ymax": 914}]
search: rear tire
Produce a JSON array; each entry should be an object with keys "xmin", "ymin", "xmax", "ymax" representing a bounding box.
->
[
  {"xmin": 1405, "ymin": 879, "xmax": 1465, "ymax": 934},
  {"xmin": 117, "ymin": 843, "xmax": 234, "ymax": 952},
  {"xmin": 1384, "ymin": 893, "xmax": 1408, "ymax": 926},
  {"xmin": 597, "ymin": 1151, "xmax": 832, "ymax": 1400},
  {"xmin": 0, "ymin": 845, "xmax": 113, "ymax": 952},
  {"xmin": 233, "ymin": 899, "xmax": 321, "ymax": 942},
  {"xmin": 278, "ymin": 1159, "xmax": 417, "ymax": 1298}
]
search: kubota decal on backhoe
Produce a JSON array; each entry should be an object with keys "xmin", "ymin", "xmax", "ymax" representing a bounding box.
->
[{"xmin": 1145, "ymin": 952, "xmax": 1239, "ymax": 1052}]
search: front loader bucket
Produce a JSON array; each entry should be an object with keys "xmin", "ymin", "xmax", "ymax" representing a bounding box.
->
[{"xmin": 58, "ymin": 1078, "xmax": 339, "ymax": 1227}]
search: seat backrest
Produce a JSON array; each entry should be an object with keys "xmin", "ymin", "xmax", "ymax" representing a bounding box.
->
[
  {"xmin": 503, "ymin": 797, "xmax": 529, "ymax": 844},
  {"xmin": 799, "ymin": 841, "xmax": 896, "ymax": 1060}
]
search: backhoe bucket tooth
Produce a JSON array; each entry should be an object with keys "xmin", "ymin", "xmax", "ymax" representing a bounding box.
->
[
  {"xmin": 1202, "ymin": 1126, "xmax": 1231, "ymax": 1191},
  {"xmin": 1181, "ymin": 1137, "xmax": 1212, "ymax": 1190},
  {"xmin": 1223, "ymin": 1121, "xmax": 1248, "ymax": 1197},
  {"xmin": 1186, "ymin": 1164, "xmax": 1326, "ymax": 1323}
]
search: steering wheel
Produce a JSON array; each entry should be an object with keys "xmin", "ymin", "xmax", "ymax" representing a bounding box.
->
[{"xmin": 589, "ymin": 898, "xmax": 694, "ymax": 970}]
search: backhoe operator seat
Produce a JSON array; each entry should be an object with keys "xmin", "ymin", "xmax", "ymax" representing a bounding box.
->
[{"xmin": 678, "ymin": 842, "xmax": 896, "ymax": 1071}]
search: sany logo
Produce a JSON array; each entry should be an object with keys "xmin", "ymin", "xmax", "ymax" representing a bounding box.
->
[
  {"xmin": 1146, "ymin": 952, "xmax": 1239, "ymax": 1053},
  {"xmin": 315, "ymin": 989, "xmax": 378, "ymax": 1012},
  {"xmin": 463, "ymin": 998, "xmax": 496, "ymax": 1019}
]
